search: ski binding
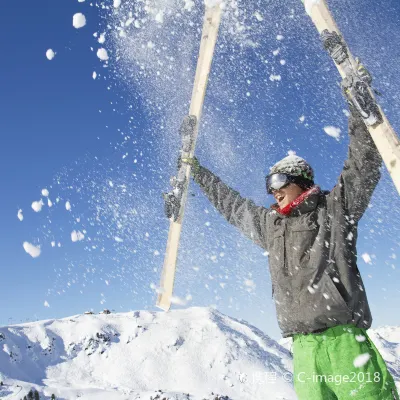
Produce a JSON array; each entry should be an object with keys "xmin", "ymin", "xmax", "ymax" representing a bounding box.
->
[{"xmin": 163, "ymin": 116, "xmax": 197, "ymax": 222}]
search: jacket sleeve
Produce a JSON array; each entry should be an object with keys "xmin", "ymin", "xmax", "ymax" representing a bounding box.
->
[
  {"xmin": 192, "ymin": 166, "xmax": 269, "ymax": 248},
  {"xmin": 328, "ymin": 113, "xmax": 382, "ymax": 223}
]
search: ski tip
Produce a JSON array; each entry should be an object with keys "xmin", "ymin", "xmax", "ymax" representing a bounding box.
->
[
  {"xmin": 156, "ymin": 304, "xmax": 171, "ymax": 312},
  {"xmin": 156, "ymin": 296, "xmax": 171, "ymax": 312},
  {"xmin": 303, "ymin": 0, "xmax": 321, "ymax": 16}
]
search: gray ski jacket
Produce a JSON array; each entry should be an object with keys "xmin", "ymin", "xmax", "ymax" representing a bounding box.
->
[{"xmin": 192, "ymin": 115, "xmax": 382, "ymax": 337}]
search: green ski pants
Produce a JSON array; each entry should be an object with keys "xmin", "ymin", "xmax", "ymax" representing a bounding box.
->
[{"xmin": 292, "ymin": 324, "xmax": 399, "ymax": 399}]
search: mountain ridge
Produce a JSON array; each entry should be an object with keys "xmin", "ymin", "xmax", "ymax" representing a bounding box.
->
[{"xmin": 0, "ymin": 307, "xmax": 399, "ymax": 400}]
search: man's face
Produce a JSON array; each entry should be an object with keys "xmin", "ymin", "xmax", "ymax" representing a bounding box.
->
[{"xmin": 272, "ymin": 183, "xmax": 305, "ymax": 208}]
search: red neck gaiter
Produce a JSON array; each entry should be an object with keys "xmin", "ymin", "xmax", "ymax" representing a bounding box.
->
[{"xmin": 276, "ymin": 186, "xmax": 320, "ymax": 216}]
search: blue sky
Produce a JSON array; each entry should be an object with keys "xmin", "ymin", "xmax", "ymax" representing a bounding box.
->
[{"xmin": 1, "ymin": 0, "xmax": 399, "ymax": 339}]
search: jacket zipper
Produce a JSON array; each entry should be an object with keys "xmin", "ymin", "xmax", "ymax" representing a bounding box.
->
[{"xmin": 282, "ymin": 219, "xmax": 288, "ymax": 276}]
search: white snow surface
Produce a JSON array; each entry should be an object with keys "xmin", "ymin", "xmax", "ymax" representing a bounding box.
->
[
  {"xmin": 45, "ymin": 49, "xmax": 55, "ymax": 60},
  {"xmin": 2, "ymin": 308, "xmax": 399, "ymax": 400},
  {"xmin": 23, "ymin": 242, "xmax": 41, "ymax": 258},
  {"xmin": 0, "ymin": 307, "xmax": 296, "ymax": 400},
  {"xmin": 73, "ymin": 13, "xmax": 86, "ymax": 29}
]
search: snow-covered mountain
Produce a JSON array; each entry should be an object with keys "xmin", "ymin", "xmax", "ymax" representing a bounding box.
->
[
  {"xmin": 0, "ymin": 307, "xmax": 296, "ymax": 400},
  {"xmin": 0, "ymin": 308, "xmax": 399, "ymax": 400}
]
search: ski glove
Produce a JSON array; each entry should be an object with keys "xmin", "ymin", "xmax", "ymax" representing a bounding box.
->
[{"xmin": 181, "ymin": 156, "xmax": 201, "ymax": 176}]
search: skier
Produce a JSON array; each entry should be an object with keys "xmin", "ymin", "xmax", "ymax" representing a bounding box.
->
[{"xmin": 180, "ymin": 112, "xmax": 399, "ymax": 399}]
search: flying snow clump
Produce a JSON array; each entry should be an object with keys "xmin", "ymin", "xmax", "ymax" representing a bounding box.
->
[
  {"xmin": 353, "ymin": 353, "xmax": 371, "ymax": 368},
  {"xmin": 32, "ymin": 200, "xmax": 44, "ymax": 212},
  {"xmin": 46, "ymin": 49, "xmax": 55, "ymax": 60},
  {"xmin": 184, "ymin": 0, "xmax": 195, "ymax": 11},
  {"xmin": 97, "ymin": 48, "xmax": 109, "ymax": 61},
  {"xmin": 324, "ymin": 126, "xmax": 341, "ymax": 140},
  {"xmin": 362, "ymin": 253, "xmax": 372, "ymax": 264},
  {"xmin": 170, "ymin": 295, "xmax": 186, "ymax": 305},
  {"xmin": 66, "ymin": 201, "xmax": 71, "ymax": 211},
  {"xmin": 92, "ymin": 71, "xmax": 97, "ymax": 80},
  {"xmin": 356, "ymin": 335, "xmax": 366, "ymax": 342},
  {"xmin": 41, "ymin": 188, "xmax": 49, "ymax": 197},
  {"xmin": 244, "ymin": 279, "xmax": 256, "ymax": 290},
  {"xmin": 269, "ymin": 74, "xmax": 281, "ymax": 82},
  {"xmin": 71, "ymin": 230, "xmax": 85, "ymax": 242},
  {"xmin": 73, "ymin": 13, "xmax": 86, "ymax": 29},
  {"xmin": 307, "ymin": 285, "xmax": 316, "ymax": 294},
  {"xmin": 23, "ymin": 242, "xmax": 41, "ymax": 258},
  {"xmin": 98, "ymin": 33, "xmax": 106, "ymax": 44},
  {"xmin": 44, "ymin": 301, "xmax": 50, "ymax": 307},
  {"xmin": 114, "ymin": 0, "xmax": 121, "ymax": 8},
  {"xmin": 254, "ymin": 11, "xmax": 263, "ymax": 21},
  {"xmin": 17, "ymin": 209, "xmax": 24, "ymax": 221}
]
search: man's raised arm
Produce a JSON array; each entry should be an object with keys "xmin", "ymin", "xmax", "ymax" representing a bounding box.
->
[
  {"xmin": 328, "ymin": 113, "xmax": 382, "ymax": 222},
  {"xmin": 187, "ymin": 160, "xmax": 268, "ymax": 249}
]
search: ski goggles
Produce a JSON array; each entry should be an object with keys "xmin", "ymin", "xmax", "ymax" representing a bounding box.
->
[{"xmin": 266, "ymin": 173, "xmax": 312, "ymax": 194}]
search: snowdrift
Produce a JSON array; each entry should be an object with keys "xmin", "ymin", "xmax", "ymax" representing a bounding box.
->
[
  {"xmin": 0, "ymin": 307, "xmax": 399, "ymax": 399},
  {"xmin": 0, "ymin": 307, "xmax": 295, "ymax": 399}
]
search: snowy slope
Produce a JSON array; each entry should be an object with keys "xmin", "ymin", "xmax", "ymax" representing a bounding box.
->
[
  {"xmin": 368, "ymin": 326, "xmax": 400, "ymax": 384},
  {"xmin": 0, "ymin": 307, "xmax": 296, "ymax": 400}
]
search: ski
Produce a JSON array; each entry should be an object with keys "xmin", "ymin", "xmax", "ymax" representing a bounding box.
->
[
  {"xmin": 302, "ymin": 0, "xmax": 400, "ymax": 195},
  {"xmin": 163, "ymin": 115, "xmax": 197, "ymax": 223},
  {"xmin": 156, "ymin": 4, "xmax": 222, "ymax": 311}
]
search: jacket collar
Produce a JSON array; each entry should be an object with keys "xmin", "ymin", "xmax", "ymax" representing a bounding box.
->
[{"xmin": 272, "ymin": 185, "xmax": 321, "ymax": 216}]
